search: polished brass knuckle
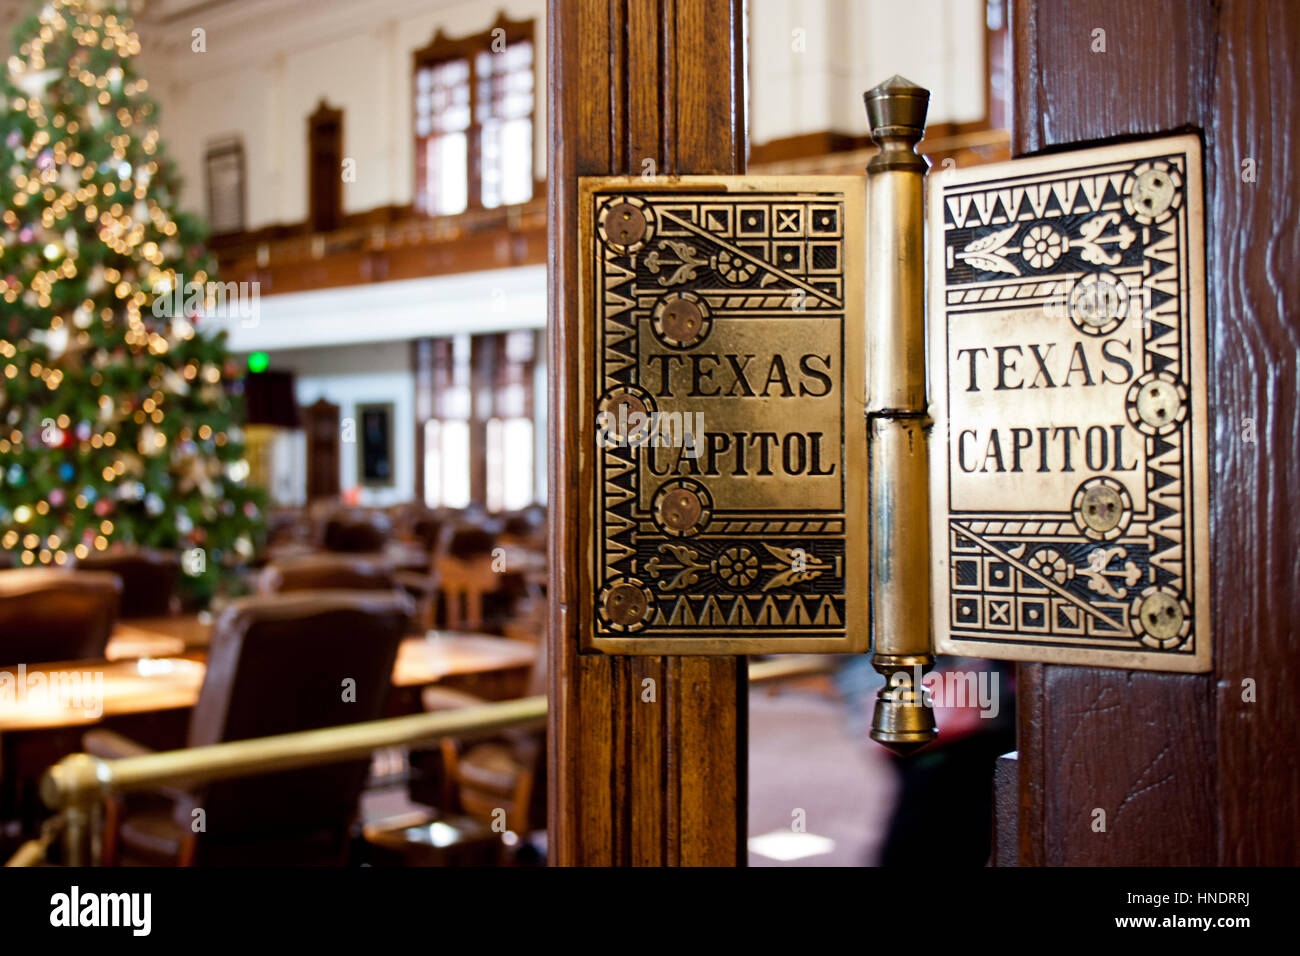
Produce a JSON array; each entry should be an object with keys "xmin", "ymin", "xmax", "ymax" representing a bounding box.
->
[{"xmin": 864, "ymin": 76, "xmax": 938, "ymax": 753}]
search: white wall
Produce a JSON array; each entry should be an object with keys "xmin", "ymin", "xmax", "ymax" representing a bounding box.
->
[
  {"xmin": 748, "ymin": 0, "xmax": 987, "ymax": 145},
  {"xmin": 136, "ymin": 0, "xmax": 547, "ymax": 228},
  {"xmin": 6, "ymin": 0, "xmax": 991, "ymax": 221},
  {"xmin": 261, "ymin": 341, "xmax": 416, "ymax": 507}
]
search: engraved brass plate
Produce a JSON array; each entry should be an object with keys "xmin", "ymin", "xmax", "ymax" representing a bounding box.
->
[
  {"xmin": 579, "ymin": 177, "xmax": 868, "ymax": 654},
  {"xmin": 928, "ymin": 135, "xmax": 1210, "ymax": 671}
]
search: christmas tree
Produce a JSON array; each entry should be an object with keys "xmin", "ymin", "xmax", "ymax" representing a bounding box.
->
[{"xmin": 0, "ymin": 0, "xmax": 263, "ymax": 600}]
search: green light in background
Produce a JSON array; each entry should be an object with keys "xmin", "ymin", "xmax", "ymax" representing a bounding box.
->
[{"xmin": 247, "ymin": 351, "xmax": 270, "ymax": 373}]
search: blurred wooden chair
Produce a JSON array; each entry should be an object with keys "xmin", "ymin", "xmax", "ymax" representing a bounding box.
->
[
  {"xmin": 257, "ymin": 553, "xmax": 399, "ymax": 594},
  {"xmin": 319, "ymin": 507, "xmax": 392, "ymax": 553},
  {"xmin": 0, "ymin": 569, "xmax": 122, "ymax": 664},
  {"xmin": 75, "ymin": 547, "xmax": 180, "ymax": 619},
  {"xmin": 84, "ymin": 590, "xmax": 413, "ymax": 866},
  {"xmin": 373, "ymin": 639, "xmax": 547, "ymax": 866},
  {"xmin": 408, "ymin": 511, "xmax": 449, "ymax": 566},
  {"xmin": 452, "ymin": 525, "xmax": 527, "ymax": 632},
  {"xmin": 497, "ymin": 504, "xmax": 546, "ymax": 550},
  {"xmin": 399, "ymin": 522, "xmax": 532, "ymax": 634}
]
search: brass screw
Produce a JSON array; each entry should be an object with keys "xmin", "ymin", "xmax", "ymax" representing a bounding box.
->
[
  {"xmin": 1080, "ymin": 484, "xmax": 1125, "ymax": 533},
  {"xmin": 1131, "ymin": 169, "xmax": 1175, "ymax": 218},
  {"xmin": 659, "ymin": 488, "xmax": 702, "ymax": 533},
  {"xmin": 606, "ymin": 202, "xmax": 646, "ymax": 245},
  {"xmin": 658, "ymin": 297, "xmax": 705, "ymax": 346},
  {"xmin": 604, "ymin": 582, "xmax": 648, "ymax": 626},
  {"xmin": 601, "ymin": 390, "xmax": 646, "ymax": 416},
  {"xmin": 1138, "ymin": 591, "xmax": 1184, "ymax": 640},
  {"xmin": 1136, "ymin": 379, "xmax": 1181, "ymax": 428}
]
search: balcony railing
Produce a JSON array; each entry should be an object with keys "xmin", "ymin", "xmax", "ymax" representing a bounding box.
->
[{"xmin": 210, "ymin": 197, "xmax": 549, "ymax": 296}]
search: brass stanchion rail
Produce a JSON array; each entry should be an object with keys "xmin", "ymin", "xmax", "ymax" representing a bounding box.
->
[
  {"xmin": 24, "ymin": 656, "xmax": 836, "ymax": 866},
  {"xmin": 37, "ymin": 695, "xmax": 547, "ymax": 866}
]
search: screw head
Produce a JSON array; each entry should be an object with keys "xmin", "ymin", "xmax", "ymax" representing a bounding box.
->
[
  {"xmin": 659, "ymin": 488, "xmax": 702, "ymax": 533},
  {"xmin": 1130, "ymin": 169, "xmax": 1175, "ymax": 219},
  {"xmin": 606, "ymin": 202, "xmax": 646, "ymax": 245},
  {"xmin": 1136, "ymin": 379, "xmax": 1181, "ymax": 428},
  {"xmin": 652, "ymin": 293, "xmax": 710, "ymax": 349},
  {"xmin": 603, "ymin": 582, "xmax": 649, "ymax": 626},
  {"xmin": 1138, "ymin": 591, "xmax": 1185, "ymax": 640},
  {"xmin": 1080, "ymin": 484, "xmax": 1125, "ymax": 533}
]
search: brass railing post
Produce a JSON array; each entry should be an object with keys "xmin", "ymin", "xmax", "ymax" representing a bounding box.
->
[
  {"xmin": 42, "ymin": 753, "xmax": 109, "ymax": 866},
  {"xmin": 864, "ymin": 76, "xmax": 937, "ymax": 754}
]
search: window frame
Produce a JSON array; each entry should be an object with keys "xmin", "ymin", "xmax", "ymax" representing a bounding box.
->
[{"xmin": 412, "ymin": 13, "xmax": 535, "ymax": 215}]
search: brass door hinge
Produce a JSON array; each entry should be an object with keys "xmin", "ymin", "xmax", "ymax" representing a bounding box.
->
[{"xmin": 574, "ymin": 79, "xmax": 1212, "ymax": 730}]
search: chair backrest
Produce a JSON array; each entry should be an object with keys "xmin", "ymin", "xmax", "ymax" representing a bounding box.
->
[
  {"xmin": 410, "ymin": 511, "xmax": 446, "ymax": 555},
  {"xmin": 498, "ymin": 505, "xmax": 546, "ymax": 549},
  {"xmin": 75, "ymin": 547, "xmax": 179, "ymax": 618},
  {"xmin": 438, "ymin": 523, "xmax": 497, "ymax": 561},
  {"xmin": 257, "ymin": 553, "xmax": 399, "ymax": 594},
  {"xmin": 433, "ymin": 521, "xmax": 533, "ymax": 632},
  {"xmin": 451, "ymin": 638, "xmax": 548, "ymax": 832},
  {"xmin": 0, "ymin": 569, "xmax": 122, "ymax": 664},
  {"xmin": 178, "ymin": 590, "xmax": 413, "ymax": 864},
  {"xmin": 434, "ymin": 555, "xmax": 499, "ymax": 631},
  {"xmin": 319, "ymin": 508, "xmax": 391, "ymax": 553}
]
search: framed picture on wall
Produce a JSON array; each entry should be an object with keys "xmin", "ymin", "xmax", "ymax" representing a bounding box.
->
[{"xmin": 356, "ymin": 402, "xmax": 395, "ymax": 488}]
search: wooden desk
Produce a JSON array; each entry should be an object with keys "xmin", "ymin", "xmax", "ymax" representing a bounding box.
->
[
  {"xmin": 263, "ymin": 542, "xmax": 431, "ymax": 572},
  {"xmin": 118, "ymin": 613, "xmax": 212, "ymax": 647},
  {"xmin": 0, "ymin": 655, "xmax": 205, "ymax": 731},
  {"xmin": 108, "ymin": 615, "xmax": 211, "ymax": 656},
  {"xmin": 391, "ymin": 633, "xmax": 535, "ymax": 688},
  {"xmin": 0, "ymin": 633, "xmax": 537, "ymax": 733}
]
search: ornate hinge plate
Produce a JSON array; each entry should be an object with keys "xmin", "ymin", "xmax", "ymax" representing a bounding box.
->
[
  {"xmin": 579, "ymin": 176, "xmax": 868, "ymax": 654},
  {"xmin": 928, "ymin": 134, "xmax": 1211, "ymax": 672}
]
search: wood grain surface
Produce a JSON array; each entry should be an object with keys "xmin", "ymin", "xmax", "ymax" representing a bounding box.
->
[
  {"xmin": 1010, "ymin": 0, "xmax": 1299, "ymax": 865},
  {"xmin": 547, "ymin": 0, "xmax": 748, "ymax": 866}
]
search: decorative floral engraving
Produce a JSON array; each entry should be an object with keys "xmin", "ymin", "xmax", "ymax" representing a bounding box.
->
[
  {"xmin": 1020, "ymin": 224, "xmax": 1064, "ymax": 269},
  {"xmin": 1026, "ymin": 547, "xmax": 1070, "ymax": 585},
  {"xmin": 760, "ymin": 542, "xmax": 830, "ymax": 591},
  {"xmin": 645, "ymin": 240, "xmax": 709, "ymax": 286},
  {"xmin": 1078, "ymin": 546, "xmax": 1142, "ymax": 599},
  {"xmin": 1073, "ymin": 212, "xmax": 1136, "ymax": 266},
  {"xmin": 955, "ymin": 223, "xmax": 1022, "ymax": 276},
  {"xmin": 645, "ymin": 543, "xmax": 709, "ymax": 590},
  {"xmin": 714, "ymin": 547, "xmax": 759, "ymax": 587},
  {"xmin": 714, "ymin": 249, "xmax": 759, "ymax": 284}
]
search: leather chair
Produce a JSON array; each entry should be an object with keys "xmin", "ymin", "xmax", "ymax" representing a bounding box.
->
[
  {"xmin": 319, "ymin": 508, "xmax": 392, "ymax": 553},
  {"xmin": 85, "ymin": 591, "xmax": 413, "ymax": 866},
  {"xmin": 0, "ymin": 569, "xmax": 122, "ymax": 664},
  {"xmin": 257, "ymin": 553, "xmax": 400, "ymax": 594},
  {"xmin": 75, "ymin": 547, "xmax": 180, "ymax": 618}
]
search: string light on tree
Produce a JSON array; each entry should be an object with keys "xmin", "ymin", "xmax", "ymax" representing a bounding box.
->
[{"xmin": 0, "ymin": 0, "xmax": 264, "ymax": 596}]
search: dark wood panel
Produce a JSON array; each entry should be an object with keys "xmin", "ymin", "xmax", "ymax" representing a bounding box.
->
[
  {"xmin": 1011, "ymin": 0, "xmax": 1300, "ymax": 865},
  {"xmin": 546, "ymin": 0, "xmax": 747, "ymax": 866},
  {"xmin": 991, "ymin": 752, "xmax": 1018, "ymax": 867},
  {"xmin": 1208, "ymin": 0, "xmax": 1300, "ymax": 866}
]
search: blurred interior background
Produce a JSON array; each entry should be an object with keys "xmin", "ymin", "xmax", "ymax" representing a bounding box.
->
[{"xmin": 0, "ymin": 0, "xmax": 1014, "ymax": 866}]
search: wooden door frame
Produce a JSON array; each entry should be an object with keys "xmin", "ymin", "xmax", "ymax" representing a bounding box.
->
[
  {"xmin": 546, "ymin": 0, "xmax": 749, "ymax": 865},
  {"xmin": 1004, "ymin": 0, "xmax": 1299, "ymax": 866}
]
